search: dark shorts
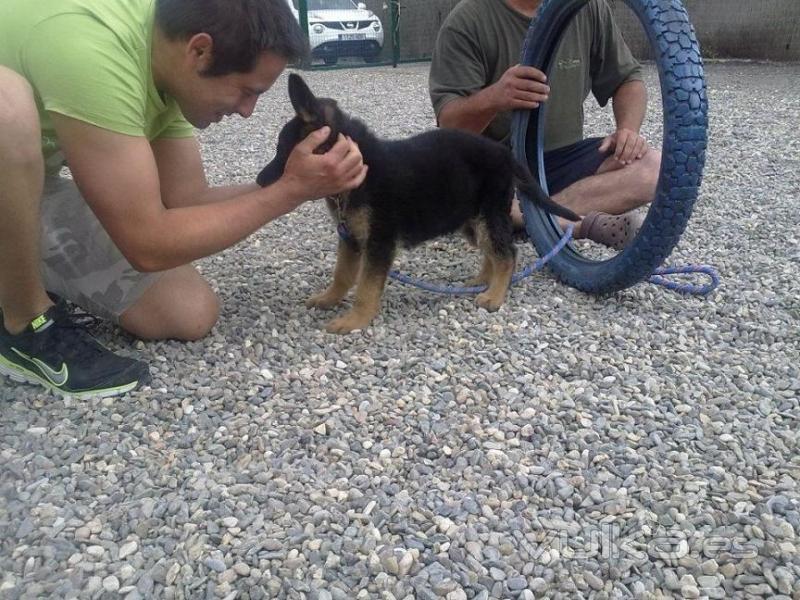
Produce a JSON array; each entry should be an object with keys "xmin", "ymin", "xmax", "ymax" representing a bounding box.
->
[{"xmin": 543, "ymin": 137, "xmax": 611, "ymax": 195}]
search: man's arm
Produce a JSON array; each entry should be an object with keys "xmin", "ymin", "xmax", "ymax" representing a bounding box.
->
[
  {"xmin": 51, "ymin": 113, "xmax": 365, "ymax": 273},
  {"xmin": 437, "ymin": 65, "xmax": 550, "ymax": 133},
  {"xmin": 598, "ymin": 79, "xmax": 649, "ymax": 164},
  {"xmin": 150, "ymin": 136, "xmax": 259, "ymax": 208},
  {"xmin": 437, "ymin": 86, "xmax": 503, "ymax": 134},
  {"xmin": 611, "ymin": 79, "xmax": 647, "ymax": 132}
]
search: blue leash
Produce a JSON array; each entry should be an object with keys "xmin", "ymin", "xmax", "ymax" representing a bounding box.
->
[
  {"xmin": 371, "ymin": 224, "xmax": 720, "ymax": 296},
  {"xmin": 387, "ymin": 223, "xmax": 577, "ymax": 295},
  {"xmin": 648, "ymin": 264, "xmax": 719, "ymax": 296}
]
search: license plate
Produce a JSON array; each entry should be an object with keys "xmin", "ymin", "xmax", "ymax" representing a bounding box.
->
[{"xmin": 339, "ymin": 33, "xmax": 366, "ymax": 41}]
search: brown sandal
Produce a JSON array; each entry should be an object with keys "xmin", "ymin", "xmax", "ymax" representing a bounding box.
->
[{"xmin": 576, "ymin": 210, "xmax": 645, "ymax": 250}]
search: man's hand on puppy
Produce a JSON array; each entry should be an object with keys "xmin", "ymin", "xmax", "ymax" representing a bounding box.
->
[{"xmin": 279, "ymin": 126, "xmax": 368, "ymax": 204}]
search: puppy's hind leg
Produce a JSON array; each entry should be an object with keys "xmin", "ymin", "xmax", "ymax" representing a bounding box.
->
[
  {"xmin": 465, "ymin": 254, "xmax": 494, "ymax": 288},
  {"xmin": 326, "ymin": 238, "xmax": 395, "ymax": 334},
  {"xmin": 475, "ymin": 213, "xmax": 516, "ymax": 312},
  {"xmin": 307, "ymin": 238, "xmax": 361, "ymax": 309},
  {"xmin": 462, "ymin": 221, "xmax": 494, "ymax": 287}
]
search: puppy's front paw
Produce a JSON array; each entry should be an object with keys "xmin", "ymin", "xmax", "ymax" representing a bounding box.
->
[
  {"xmin": 476, "ymin": 292, "xmax": 504, "ymax": 312},
  {"xmin": 325, "ymin": 312, "xmax": 373, "ymax": 334},
  {"xmin": 306, "ymin": 290, "xmax": 344, "ymax": 309}
]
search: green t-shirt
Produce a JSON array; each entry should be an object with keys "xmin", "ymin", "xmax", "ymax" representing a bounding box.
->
[
  {"xmin": 429, "ymin": 0, "xmax": 642, "ymax": 151},
  {"xmin": 0, "ymin": 0, "xmax": 194, "ymax": 174}
]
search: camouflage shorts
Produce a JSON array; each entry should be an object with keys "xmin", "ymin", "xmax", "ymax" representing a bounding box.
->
[{"xmin": 40, "ymin": 176, "xmax": 162, "ymax": 323}]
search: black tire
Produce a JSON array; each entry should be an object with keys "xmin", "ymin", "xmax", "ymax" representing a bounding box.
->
[
  {"xmin": 511, "ymin": 0, "xmax": 708, "ymax": 294},
  {"xmin": 323, "ymin": 56, "xmax": 339, "ymax": 66}
]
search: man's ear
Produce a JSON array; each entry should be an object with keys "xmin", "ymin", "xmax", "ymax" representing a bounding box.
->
[
  {"xmin": 186, "ymin": 33, "xmax": 214, "ymax": 74},
  {"xmin": 288, "ymin": 73, "xmax": 321, "ymax": 123}
]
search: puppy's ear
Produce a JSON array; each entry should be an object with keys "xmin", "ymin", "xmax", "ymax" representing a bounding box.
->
[{"xmin": 288, "ymin": 73, "xmax": 321, "ymax": 124}]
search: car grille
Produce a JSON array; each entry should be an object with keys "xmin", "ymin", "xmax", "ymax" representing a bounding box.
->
[{"xmin": 320, "ymin": 20, "xmax": 374, "ymax": 30}]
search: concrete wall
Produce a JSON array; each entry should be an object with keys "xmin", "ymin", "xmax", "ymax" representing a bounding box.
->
[
  {"xmin": 359, "ymin": 0, "xmax": 800, "ymax": 62},
  {"xmin": 611, "ymin": 0, "xmax": 800, "ymax": 62}
]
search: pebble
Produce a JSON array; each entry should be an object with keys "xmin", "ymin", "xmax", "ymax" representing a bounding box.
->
[
  {"xmin": 204, "ymin": 558, "xmax": 226, "ymax": 573},
  {"xmin": 103, "ymin": 576, "xmax": 120, "ymax": 592},
  {"xmin": 119, "ymin": 541, "xmax": 138, "ymax": 559}
]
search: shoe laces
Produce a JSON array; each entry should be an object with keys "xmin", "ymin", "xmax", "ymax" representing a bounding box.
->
[{"xmin": 49, "ymin": 307, "xmax": 110, "ymax": 359}]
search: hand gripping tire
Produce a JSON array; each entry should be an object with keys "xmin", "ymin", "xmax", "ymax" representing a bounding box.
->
[{"xmin": 512, "ymin": 0, "xmax": 708, "ymax": 294}]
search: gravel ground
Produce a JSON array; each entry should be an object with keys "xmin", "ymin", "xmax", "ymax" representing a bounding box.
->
[{"xmin": 1, "ymin": 61, "xmax": 799, "ymax": 600}]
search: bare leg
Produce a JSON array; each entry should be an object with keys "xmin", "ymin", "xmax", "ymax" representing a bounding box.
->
[
  {"xmin": 510, "ymin": 150, "xmax": 661, "ymax": 230},
  {"xmin": 119, "ymin": 265, "xmax": 219, "ymax": 341},
  {"xmin": 511, "ymin": 200, "xmax": 525, "ymax": 229},
  {"xmin": 555, "ymin": 150, "xmax": 661, "ymax": 228},
  {"xmin": 306, "ymin": 239, "xmax": 360, "ymax": 309},
  {"xmin": 0, "ymin": 67, "xmax": 52, "ymax": 333}
]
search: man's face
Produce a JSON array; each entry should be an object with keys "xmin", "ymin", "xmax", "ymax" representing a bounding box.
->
[{"xmin": 175, "ymin": 49, "xmax": 288, "ymax": 129}]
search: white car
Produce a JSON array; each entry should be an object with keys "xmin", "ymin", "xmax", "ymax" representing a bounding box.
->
[{"xmin": 286, "ymin": 0, "xmax": 385, "ymax": 65}]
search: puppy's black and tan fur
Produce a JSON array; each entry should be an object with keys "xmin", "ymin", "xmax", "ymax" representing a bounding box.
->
[{"xmin": 258, "ymin": 74, "xmax": 578, "ymax": 334}]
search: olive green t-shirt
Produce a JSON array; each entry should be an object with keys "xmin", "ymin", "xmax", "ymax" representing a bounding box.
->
[
  {"xmin": 429, "ymin": 0, "xmax": 642, "ymax": 151},
  {"xmin": 0, "ymin": 0, "xmax": 194, "ymax": 174}
]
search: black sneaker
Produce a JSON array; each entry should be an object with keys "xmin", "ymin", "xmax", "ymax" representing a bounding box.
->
[{"xmin": 0, "ymin": 304, "xmax": 150, "ymax": 399}]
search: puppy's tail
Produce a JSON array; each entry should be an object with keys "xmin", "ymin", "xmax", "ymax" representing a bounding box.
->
[{"xmin": 512, "ymin": 160, "xmax": 580, "ymax": 222}]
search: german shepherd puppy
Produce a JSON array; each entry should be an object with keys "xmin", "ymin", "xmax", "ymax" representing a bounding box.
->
[{"xmin": 258, "ymin": 74, "xmax": 578, "ymax": 334}]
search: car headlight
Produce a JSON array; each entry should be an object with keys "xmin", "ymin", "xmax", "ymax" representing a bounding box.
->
[
  {"xmin": 312, "ymin": 24, "xmax": 324, "ymax": 34},
  {"xmin": 372, "ymin": 21, "xmax": 381, "ymax": 31}
]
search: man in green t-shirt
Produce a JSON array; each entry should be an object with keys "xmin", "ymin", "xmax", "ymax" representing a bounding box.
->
[
  {"xmin": 0, "ymin": 0, "xmax": 368, "ymax": 399},
  {"xmin": 429, "ymin": 0, "xmax": 661, "ymax": 248}
]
